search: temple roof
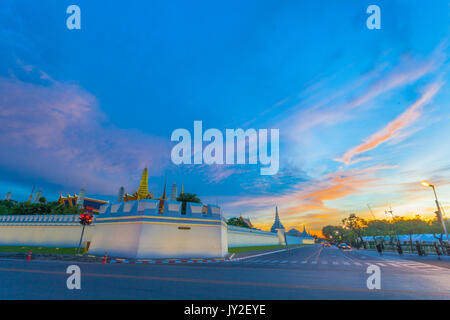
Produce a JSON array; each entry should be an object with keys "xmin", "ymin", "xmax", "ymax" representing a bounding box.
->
[{"xmin": 300, "ymin": 225, "xmax": 313, "ymax": 238}]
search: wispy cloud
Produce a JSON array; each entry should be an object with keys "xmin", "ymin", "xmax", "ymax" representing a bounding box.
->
[
  {"xmin": 336, "ymin": 81, "xmax": 442, "ymax": 164},
  {"xmin": 277, "ymin": 42, "xmax": 446, "ymax": 143}
]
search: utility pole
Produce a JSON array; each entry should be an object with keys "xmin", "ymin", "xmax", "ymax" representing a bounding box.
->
[
  {"xmin": 421, "ymin": 182, "xmax": 449, "ymax": 243},
  {"xmin": 367, "ymin": 204, "xmax": 376, "ymax": 219}
]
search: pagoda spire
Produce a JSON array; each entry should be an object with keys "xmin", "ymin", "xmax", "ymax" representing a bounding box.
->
[
  {"xmin": 179, "ymin": 183, "xmax": 184, "ymax": 196},
  {"xmin": 137, "ymin": 167, "xmax": 149, "ymax": 199},
  {"xmin": 117, "ymin": 186, "xmax": 125, "ymax": 203},
  {"xmin": 27, "ymin": 186, "xmax": 35, "ymax": 203},
  {"xmin": 161, "ymin": 176, "xmax": 167, "ymax": 200},
  {"xmin": 270, "ymin": 206, "xmax": 285, "ymax": 232},
  {"xmin": 76, "ymin": 185, "xmax": 85, "ymax": 207}
]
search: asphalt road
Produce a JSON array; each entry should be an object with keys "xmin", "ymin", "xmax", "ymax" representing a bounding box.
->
[{"xmin": 0, "ymin": 244, "xmax": 449, "ymax": 299}]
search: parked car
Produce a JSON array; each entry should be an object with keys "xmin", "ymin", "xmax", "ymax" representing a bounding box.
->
[{"xmin": 338, "ymin": 243, "xmax": 352, "ymax": 250}]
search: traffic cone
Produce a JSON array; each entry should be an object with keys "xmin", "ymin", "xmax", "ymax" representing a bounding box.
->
[
  {"xmin": 102, "ymin": 252, "xmax": 108, "ymax": 264},
  {"xmin": 26, "ymin": 249, "xmax": 32, "ymax": 261}
]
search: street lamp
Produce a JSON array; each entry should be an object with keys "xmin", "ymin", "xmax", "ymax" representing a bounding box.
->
[{"xmin": 421, "ymin": 181, "xmax": 449, "ymax": 242}]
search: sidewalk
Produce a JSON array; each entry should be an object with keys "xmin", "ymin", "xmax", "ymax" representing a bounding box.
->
[
  {"xmin": 0, "ymin": 252, "xmax": 104, "ymax": 263},
  {"xmin": 355, "ymin": 248, "xmax": 450, "ymax": 261},
  {"xmin": 0, "ymin": 245, "xmax": 305, "ymax": 264}
]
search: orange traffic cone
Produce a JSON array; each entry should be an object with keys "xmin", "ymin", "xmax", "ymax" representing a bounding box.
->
[
  {"xmin": 102, "ymin": 252, "xmax": 108, "ymax": 264},
  {"xmin": 26, "ymin": 249, "xmax": 32, "ymax": 261}
]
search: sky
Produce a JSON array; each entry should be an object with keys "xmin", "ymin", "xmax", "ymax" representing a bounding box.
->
[{"xmin": 0, "ymin": 0, "xmax": 449, "ymax": 235}]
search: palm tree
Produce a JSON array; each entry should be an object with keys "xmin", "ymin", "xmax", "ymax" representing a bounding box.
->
[{"xmin": 177, "ymin": 193, "xmax": 201, "ymax": 214}]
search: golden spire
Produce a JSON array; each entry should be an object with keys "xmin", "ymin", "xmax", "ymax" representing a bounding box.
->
[
  {"xmin": 137, "ymin": 167, "xmax": 149, "ymax": 199},
  {"xmin": 162, "ymin": 177, "xmax": 167, "ymax": 200},
  {"xmin": 66, "ymin": 192, "xmax": 73, "ymax": 207},
  {"xmin": 179, "ymin": 183, "xmax": 184, "ymax": 197}
]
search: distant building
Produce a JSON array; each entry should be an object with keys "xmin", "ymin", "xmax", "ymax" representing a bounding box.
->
[
  {"xmin": 3, "ymin": 191, "xmax": 12, "ymax": 201},
  {"xmin": 286, "ymin": 228, "xmax": 301, "ymax": 237},
  {"xmin": 170, "ymin": 182, "xmax": 177, "ymax": 201},
  {"xmin": 32, "ymin": 188, "xmax": 42, "ymax": 204},
  {"xmin": 58, "ymin": 192, "xmax": 108, "ymax": 214},
  {"xmin": 270, "ymin": 206, "xmax": 285, "ymax": 233}
]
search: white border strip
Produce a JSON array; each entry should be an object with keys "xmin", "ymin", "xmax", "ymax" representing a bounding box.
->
[{"xmin": 230, "ymin": 246, "xmax": 302, "ymax": 261}]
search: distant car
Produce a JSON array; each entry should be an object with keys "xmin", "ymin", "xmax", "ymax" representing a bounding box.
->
[
  {"xmin": 321, "ymin": 241, "xmax": 331, "ymax": 247},
  {"xmin": 338, "ymin": 243, "xmax": 352, "ymax": 250}
]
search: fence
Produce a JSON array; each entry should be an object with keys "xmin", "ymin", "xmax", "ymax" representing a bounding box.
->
[{"xmin": 363, "ymin": 240, "xmax": 450, "ymax": 255}]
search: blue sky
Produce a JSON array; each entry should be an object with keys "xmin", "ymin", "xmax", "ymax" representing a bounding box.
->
[{"xmin": 0, "ymin": 1, "xmax": 449, "ymax": 233}]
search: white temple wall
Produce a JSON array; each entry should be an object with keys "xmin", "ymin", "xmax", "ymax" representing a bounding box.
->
[
  {"xmin": 0, "ymin": 215, "xmax": 94, "ymax": 247},
  {"xmin": 227, "ymin": 225, "xmax": 281, "ymax": 247}
]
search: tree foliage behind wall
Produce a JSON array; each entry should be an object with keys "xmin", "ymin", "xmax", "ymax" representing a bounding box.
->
[
  {"xmin": 322, "ymin": 213, "xmax": 449, "ymax": 244},
  {"xmin": 227, "ymin": 217, "xmax": 251, "ymax": 228},
  {"xmin": 0, "ymin": 200, "xmax": 85, "ymax": 215}
]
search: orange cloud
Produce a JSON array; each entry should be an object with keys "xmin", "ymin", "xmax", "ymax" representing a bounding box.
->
[
  {"xmin": 336, "ymin": 82, "xmax": 442, "ymax": 164},
  {"xmin": 226, "ymin": 165, "xmax": 392, "ymax": 232}
]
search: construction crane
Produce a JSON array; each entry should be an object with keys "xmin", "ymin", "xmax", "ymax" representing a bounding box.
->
[
  {"xmin": 367, "ymin": 204, "xmax": 376, "ymax": 220},
  {"xmin": 385, "ymin": 206, "xmax": 394, "ymax": 219}
]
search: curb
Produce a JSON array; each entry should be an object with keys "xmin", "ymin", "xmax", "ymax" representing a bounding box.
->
[{"xmin": 109, "ymin": 258, "xmax": 229, "ymax": 264}]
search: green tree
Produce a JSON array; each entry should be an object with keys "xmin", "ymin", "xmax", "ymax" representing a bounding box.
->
[
  {"xmin": 393, "ymin": 216, "xmax": 430, "ymax": 251},
  {"xmin": 0, "ymin": 200, "xmax": 18, "ymax": 215},
  {"xmin": 342, "ymin": 213, "xmax": 368, "ymax": 245},
  {"xmin": 177, "ymin": 193, "xmax": 201, "ymax": 214},
  {"xmin": 227, "ymin": 217, "xmax": 251, "ymax": 228},
  {"xmin": 1, "ymin": 199, "xmax": 85, "ymax": 216},
  {"xmin": 322, "ymin": 225, "xmax": 345, "ymax": 242}
]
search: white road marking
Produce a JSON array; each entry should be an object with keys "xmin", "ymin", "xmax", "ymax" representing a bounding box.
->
[
  {"xmin": 388, "ymin": 263, "xmax": 401, "ymax": 267},
  {"xmin": 332, "ymin": 261, "xmax": 338, "ymax": 265},
  {"xmin": 343, "ymin": 262, "xmax": 350, "ymax": 265},
  {"xmin": 301, "ymin": 261, "xmax": 307, "ymax": 264}
]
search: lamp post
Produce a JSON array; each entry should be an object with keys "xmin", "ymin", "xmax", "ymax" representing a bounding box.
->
[
  {"xmin": 421, "ymin": 181, "xmax": 449, "ymax": 243},
  {"xmin": 385, "ymin": 208, "xmax": 399, "ymax": 248}
]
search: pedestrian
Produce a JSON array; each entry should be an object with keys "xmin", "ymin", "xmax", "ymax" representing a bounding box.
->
[
  {"xmin": 396, "ymin": 242, "xmax": 403, "ymax": 255},
  {"xmin": 434, "ymin": 243, "xmax": 441, "ymax": 260},
  {"xmin": 415, "ymin": 241, "xmax": 422, "ymax": 256},
  {"xmin": 376, "ymin": 243, "xmax": 383, "ymax": 256}
]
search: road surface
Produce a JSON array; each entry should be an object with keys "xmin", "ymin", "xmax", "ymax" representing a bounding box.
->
[{"xmin": 0, "ymin": 244, "xmax": 448, "ymax": 299}]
